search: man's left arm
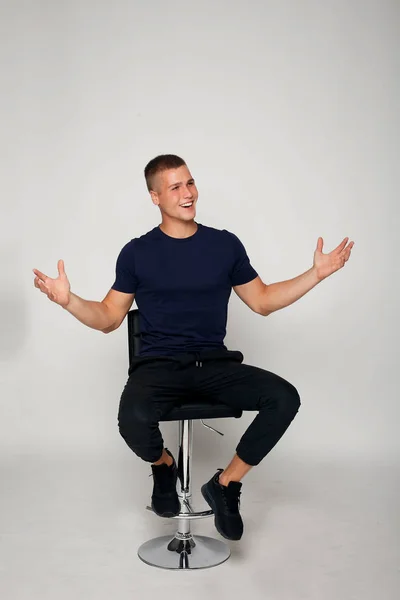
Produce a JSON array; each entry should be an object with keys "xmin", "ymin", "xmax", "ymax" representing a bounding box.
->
[{"xmin": 234, "ymin": 236, "xmax": 355, "ymax": 316}]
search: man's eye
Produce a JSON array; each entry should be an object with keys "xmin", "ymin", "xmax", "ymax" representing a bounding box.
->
[{"xmin": 172, "ymin": 186, "xmax": 179, "ymax": 190}]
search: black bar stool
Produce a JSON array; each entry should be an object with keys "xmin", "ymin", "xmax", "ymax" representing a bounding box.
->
[{"xmin": 127, "ymin": 309, "xmax": 242, "ymax": 570}]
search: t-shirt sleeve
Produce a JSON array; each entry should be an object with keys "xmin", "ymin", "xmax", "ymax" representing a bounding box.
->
[
  {"xmin": 111, "ymin": 240, "xmax": 138, "ymax": 293},
  {"xmin": 225, "ymin": 230, "xmax": 258, "ymax": 286}
]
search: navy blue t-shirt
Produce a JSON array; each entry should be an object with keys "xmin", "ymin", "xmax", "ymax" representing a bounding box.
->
[{"xmin": 111, "ymin": 223, "xmax": 258, "ymax": 356}]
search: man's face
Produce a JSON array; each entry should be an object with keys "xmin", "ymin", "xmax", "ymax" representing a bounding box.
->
[{"xmin": 150, "ymin": 165, "xmax": 198, "ymax": 221}]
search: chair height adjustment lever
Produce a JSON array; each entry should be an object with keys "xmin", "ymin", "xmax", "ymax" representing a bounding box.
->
[{"xmin": 200, "ymin": 419, "xmax": 224, "ymax": 436}]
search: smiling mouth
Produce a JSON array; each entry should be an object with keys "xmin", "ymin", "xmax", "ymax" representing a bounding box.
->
[{"xmin": 180, "ymin": 202, "xmax": 194, "ymax": 208}]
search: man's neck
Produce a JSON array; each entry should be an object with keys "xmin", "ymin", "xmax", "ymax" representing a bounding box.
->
[{"xmin": 159, "ymin": 220, "xmax": 198, "ymax": 239}]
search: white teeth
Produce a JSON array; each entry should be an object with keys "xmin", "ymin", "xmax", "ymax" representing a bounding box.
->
[{"xmin": 181, "ymin": 202, "xmax": 193, "ymax": 207}]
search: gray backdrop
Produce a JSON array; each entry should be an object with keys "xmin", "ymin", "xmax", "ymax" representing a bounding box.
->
[{"xmin": 1, "ymin": 1, "xmax": 399, "ymax": 599}]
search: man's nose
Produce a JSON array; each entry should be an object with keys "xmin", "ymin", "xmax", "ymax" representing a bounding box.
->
[{"xmin": 183, "ymin": 186, "xmax": 193, "ymax": 198}]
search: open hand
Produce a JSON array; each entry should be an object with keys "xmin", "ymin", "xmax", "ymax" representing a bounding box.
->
[
  {"xmin": 313, "ymin": 237, "xmax": 354, "ymax": 281},
  {"xmin": 33, "ymin": 260, "xmax": 71, "ymax": 307}
]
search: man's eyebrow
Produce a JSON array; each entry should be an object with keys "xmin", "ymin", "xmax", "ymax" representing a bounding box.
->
[{"xmin": 168, "ymin": 178, "xmax": 194, "ymax": 189}]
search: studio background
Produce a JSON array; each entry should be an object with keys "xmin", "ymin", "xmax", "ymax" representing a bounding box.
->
[{"xmin": 1, "ymin": 1, "xmax": 398, "ymax": 599}]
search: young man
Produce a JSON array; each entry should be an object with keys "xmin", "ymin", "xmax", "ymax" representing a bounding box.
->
[{"xmin": 33, "ymin": 154, "xmax": 354, "ymax": 541}]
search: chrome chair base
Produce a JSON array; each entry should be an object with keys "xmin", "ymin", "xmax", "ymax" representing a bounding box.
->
[
  {"xmin": 138, "ymin": 534, "xmax": 230, "ymax": 570},
  {"xmin": 137, "ymin": 418, "xmax": 238, "ymax": 569}
]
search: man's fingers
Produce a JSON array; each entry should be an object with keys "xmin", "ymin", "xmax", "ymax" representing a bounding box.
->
[
  {"xmin": 344, "ymin": 242, "xmax": 354, "ymax": 258},
  {"xmin": 57, "ymin": 259, "xmax": 65, "ymax": 276},
  {"xmin": 334, "ymin": 237, "xmax": 349, "ymax": 253},
  {"xmin": 329, "ymin": 238, "xmax": 348, "ymax": 256},
  {"xmin": 36, "ymin": 279, "xmax": 48, "ymax": 293},
  {"xmin": 33, "ymin": 268, "xmax": 48, "ymax": 282}
]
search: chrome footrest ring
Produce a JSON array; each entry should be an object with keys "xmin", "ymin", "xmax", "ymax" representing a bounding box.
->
[{"xmin": 146, "ymin": 506, "xmax": 213, "ymax": 520}]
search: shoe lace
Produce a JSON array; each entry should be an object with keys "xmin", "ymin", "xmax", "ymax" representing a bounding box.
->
[{"xmin": 221, "ymin": 486, "xmax": 241, "ymax": 513}]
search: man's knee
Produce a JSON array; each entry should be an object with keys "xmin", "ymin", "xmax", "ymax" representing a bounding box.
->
[
  {"xmin": 117, "ymin": 395, "xmax": 162, "ymax": 462},
  {"xmin": 118, "ymin": 413, "xmax": 159, "ymax": 463},
  {"xmin": 282, "ymin": 382, "xmax": 301, "ymax": 420},
  {"xmin": 260, "ymin": 380, "xmax": 301, "ymax": 420},
  {"xmin": 118, "ymin": 397, "xmax": 155, "ymax": 440}
]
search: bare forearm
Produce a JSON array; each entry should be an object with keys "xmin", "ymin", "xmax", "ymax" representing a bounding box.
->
[
  {"xmin": 261, "ymin": 266, "xmax": 321, "ymax": 314},
  {"xmin": 62, "ymin": 292, "xmax": 114, "ymax": 331}
]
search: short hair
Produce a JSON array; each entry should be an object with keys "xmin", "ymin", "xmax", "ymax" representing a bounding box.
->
[{"xmin": 144, "ymin": 154, "xmax": 186, "ymax": 192}]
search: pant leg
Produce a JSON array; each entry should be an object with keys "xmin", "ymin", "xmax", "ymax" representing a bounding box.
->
[
  {"xmin": 194, "ymin": 358, "xmax": 301, "ymax": 466},
  {"xmin": 117, "ymin": 357, "xmax": 189, "ymax": 463}
]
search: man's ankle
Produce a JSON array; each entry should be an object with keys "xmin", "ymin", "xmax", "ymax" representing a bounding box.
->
[
  {"xmin": 164, "ymin": 455, "xmax": 174, "ymax": 467},
  {"xmin": 218, "ymin": 471, "xmax": 230, "ymax": 487},
  {"xmin": 153, "ymin": 449, "xmax": 173, "ymax": 467}
]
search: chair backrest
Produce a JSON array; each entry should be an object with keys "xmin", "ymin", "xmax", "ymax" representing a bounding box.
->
[{"xmin": 127, "ymin": 309, "xmax": 141, "ymax": 363}]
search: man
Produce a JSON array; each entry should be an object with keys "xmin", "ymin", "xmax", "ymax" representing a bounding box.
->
[{"xmin": 33, "ymin": 154, "xmax": 354, "ymax": 541}]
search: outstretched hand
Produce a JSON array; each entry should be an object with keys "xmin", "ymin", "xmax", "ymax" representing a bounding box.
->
[
  {"xmin": 313, "ymin": 237, "xmax": 354, "ymax": 281},
  {"xmin": 33, "ymin": 259, "xmax": 71, "ymax": 307}
]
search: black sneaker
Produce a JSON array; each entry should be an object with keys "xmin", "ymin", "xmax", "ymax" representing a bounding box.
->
[
  {"xmin": 150, "ymin": 448, "xmax": 181, "ymax": 518},
  {"xmin": 201, "ymin": 468, "xmax": 243, "ymax": 540}
]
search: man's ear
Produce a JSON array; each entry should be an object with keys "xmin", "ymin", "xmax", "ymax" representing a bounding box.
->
[{"xmin": 150, "ymin": 190, "xmax": 159, "ymax": 206}]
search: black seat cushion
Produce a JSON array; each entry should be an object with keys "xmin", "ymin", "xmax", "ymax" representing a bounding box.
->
[{"xmin": 160, "ymin": 401, "xmax": 242, "ymax": 422}]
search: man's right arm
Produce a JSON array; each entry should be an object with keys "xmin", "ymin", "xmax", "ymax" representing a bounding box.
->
[{"xmin": 63, "ymin": 289, "xmax": 135, "ymax": 333}]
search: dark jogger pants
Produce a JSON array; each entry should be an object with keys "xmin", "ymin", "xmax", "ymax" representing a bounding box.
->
[{"xmin": 117, "ymin": 349, "xmax": 301, "ymax": 466}]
